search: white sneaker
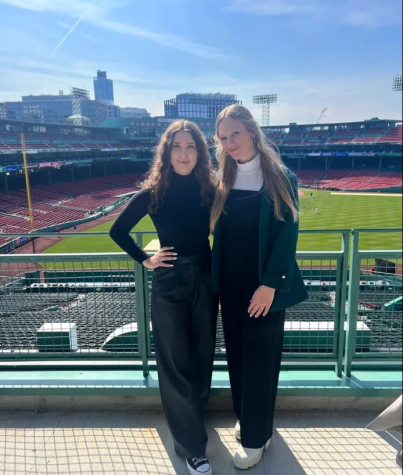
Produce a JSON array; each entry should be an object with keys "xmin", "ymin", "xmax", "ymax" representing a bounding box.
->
[
  {"xmin": 186, "ymin": 456, "xmax": 212, "ymax": 475},
  {"xmin": 235, "ymin": 421, "xmax": 241, "ymax": 441},
  {"xmin": 234, "ymin": 439, "xmax": 271, "ymax": 470}
]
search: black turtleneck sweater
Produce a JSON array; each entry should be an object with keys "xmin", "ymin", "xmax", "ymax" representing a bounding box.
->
[{"xmin": 109, "ymin": 172, "xmax": 212, "ymax": 264}]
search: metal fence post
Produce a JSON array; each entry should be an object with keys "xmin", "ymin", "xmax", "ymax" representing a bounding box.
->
[
  {"xmin": 134, "ymin": 234, "xmax": 150, "ymax": 378},
  {"xmin": 143, "ymin": 267, "xmax": 153, "ymax": 358},
  {"xmin": 345, "ymin": 230, "xmax": 361, "ymax": 378},
  {"xmin": 334, "ymin": 232, "xmax": 350, "ymax": 378}
]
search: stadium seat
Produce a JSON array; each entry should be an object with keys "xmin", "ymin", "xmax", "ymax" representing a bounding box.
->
[{"xmin": 0, "ymin": 173, "xmax": 144, "ymax": 248}]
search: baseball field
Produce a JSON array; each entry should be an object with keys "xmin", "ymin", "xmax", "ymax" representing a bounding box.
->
[{"xmin": 43, "ymin": 189, "xmax": 402, "ymax": 255}]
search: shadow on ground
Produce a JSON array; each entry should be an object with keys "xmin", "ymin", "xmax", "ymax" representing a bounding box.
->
[{"xmin": 0, "ymin": 410, "xmax": 401, "ymax": 474}]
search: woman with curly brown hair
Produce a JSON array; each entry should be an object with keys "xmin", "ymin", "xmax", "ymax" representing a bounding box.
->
[{"xmin": 110, "ymin": 120, "xmax": 217, "ymax": 475}]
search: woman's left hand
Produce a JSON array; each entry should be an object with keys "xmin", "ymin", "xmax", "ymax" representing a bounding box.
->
[{"xmin": 248, "ymin": 286, "xmax": 276, "ymax": 318}]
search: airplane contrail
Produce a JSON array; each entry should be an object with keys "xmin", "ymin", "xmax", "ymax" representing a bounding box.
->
[{"xmin": 52, "ymin": 0, "xmax": 97, "ymax": 54}]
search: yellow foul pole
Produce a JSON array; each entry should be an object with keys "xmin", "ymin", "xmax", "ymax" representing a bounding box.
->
[{"xmin": 21, "ymin": 133, "xmax": 34, "ymax": 232}]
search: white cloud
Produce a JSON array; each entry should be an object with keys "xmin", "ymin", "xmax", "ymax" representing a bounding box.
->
[
  {"xmin": 0, "ymin": 0, "xmax": 228, "ymax": 59},
  {"xmin": 0, "ymin": 26, "xmax": 400, "ymax": 124},
  {"xmin": 0, "ymin": 0, "xmax": 97, "ymax": 16},
  {"xmin": 80, "ymin": 33, "xmax": 101, "ymax": 43},
  {"xmin": 1, "ymin": 51, "xmax": 401, "ymax": 122},
  {"xmin": 0, "ymin": 3, "xmax": 401, "ymax": 122},
  {"xmin": 94, "ymin": 19, "xmax": 228, "ymax": 60},
  {"xmin": 227, "ymin": 0, "xmax": 403, "ymax": 27},
  {"xmin": 57, "ymin": 21, "xmax": 70, "ymax": 29},
  {"xmin": 343, "ymin": 0, "xmax": 403, "ymax": 27},
  {"xmin": 227, "ymin": 0, "xmax": 316, "ymax": 16}
]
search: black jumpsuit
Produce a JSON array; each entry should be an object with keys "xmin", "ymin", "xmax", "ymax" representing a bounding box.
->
[
  {"xmin": 110, "ymin": 172, "xmax": 218, "ymax": 458},
  {"xmin": 220, "ymin": 189, "xmax": 286, "ymax": 449}
]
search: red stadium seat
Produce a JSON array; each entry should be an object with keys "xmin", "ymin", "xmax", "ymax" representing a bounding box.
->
[{"xmin": 0, "ymin": 174, "xmax": 145, "ymax": 247}]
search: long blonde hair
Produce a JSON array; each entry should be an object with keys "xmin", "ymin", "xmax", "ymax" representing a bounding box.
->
[{"xmin": 210, "ymin": 105, "xmax": 299, "ymax": 232}]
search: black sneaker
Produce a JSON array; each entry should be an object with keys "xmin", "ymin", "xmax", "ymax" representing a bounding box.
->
[{"xmin": 186, "ymin": 456, "xmax": 212, "ymax": 475}]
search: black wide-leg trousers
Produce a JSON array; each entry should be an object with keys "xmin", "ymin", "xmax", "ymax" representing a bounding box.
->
[
  {"xmin": 221, "ymin": 278, "xmax": 286, "ymax": 449},
  {"xmin": 151, "ymin": 255, "xmax": 218, "ymax": 458}
]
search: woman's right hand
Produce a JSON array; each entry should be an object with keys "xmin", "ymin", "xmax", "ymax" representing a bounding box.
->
[{"xmin": 143, "ymin": 247, "xmax": 177, "ymax": 270}]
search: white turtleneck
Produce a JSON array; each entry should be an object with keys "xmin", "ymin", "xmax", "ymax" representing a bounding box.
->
[{"xmin": 233, "ymin": 154, "xmax": 264, "ymax": 192}]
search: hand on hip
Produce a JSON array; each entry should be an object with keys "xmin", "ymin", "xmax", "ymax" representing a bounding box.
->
[{"xmin": 143, "ymin": 247, "xmax": 178, "ymax": 270}]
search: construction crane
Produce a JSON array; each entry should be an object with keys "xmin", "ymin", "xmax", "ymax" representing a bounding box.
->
[{"xmin": 317, "ymin": 107, "xmax": 329, "ymax": 124}]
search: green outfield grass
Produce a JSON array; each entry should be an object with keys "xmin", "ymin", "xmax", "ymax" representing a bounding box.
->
[{"xmin": 43, "ymin": 190, "xmax": 402, "ymax": 256}]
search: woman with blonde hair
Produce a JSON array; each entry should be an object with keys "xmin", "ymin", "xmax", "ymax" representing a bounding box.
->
[
  {"xmin": 211, "ymin": 105, "xmax": 308, "ymax": 470},
  {"xmin": 110, "ymin": 120, "xmax": 217, "ymax": 475}
]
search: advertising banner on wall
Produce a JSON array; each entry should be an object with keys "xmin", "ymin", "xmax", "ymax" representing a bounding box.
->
[
  {"xmin": 157, "ymin": 118, "xmax": 176, "ymax": 124},
  {"xmin": 349, "ymin": 152, "xmax": 376, "ymax": 157},
  {"xmin": 307, "ymin": 152, "xmax": 377, "ymax": 158},
  {"xmin": 39, "ymin": 162, "xmax": 62, "ymax": 168}
]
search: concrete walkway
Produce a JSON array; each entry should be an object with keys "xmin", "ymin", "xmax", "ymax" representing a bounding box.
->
[{"xmin": 0, "ymin": 411, "xmax": 401, "ymax": 474}]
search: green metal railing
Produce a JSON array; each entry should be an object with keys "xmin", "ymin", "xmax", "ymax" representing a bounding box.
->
[
  {"xmin": 0, "ymin": 230, "xmax": 401, "ymax": 379},
  {"xmin": 345, "ymin": 229, "xmax": 402, "ymax": 377}
]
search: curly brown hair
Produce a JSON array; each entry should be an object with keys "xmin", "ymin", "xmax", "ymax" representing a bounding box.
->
[{"xmin": 141, "ymin": 120, "xmax": 217, "ymax": 214}]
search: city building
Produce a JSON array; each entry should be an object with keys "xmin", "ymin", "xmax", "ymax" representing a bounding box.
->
[
  {"xmin": 81, "ymin": 100, "xmax": 109, "ymax": 127},
  {"xmin": 3, "ymin": 92, "xmax": 110, "ymax": 126},
  {"xmin": 4, "ymin": 93, "xmax": 73, "ymax": 124},
  {"xmin": 101, "ymin": 116, "xmax": 216, "ymax": 140},
  {"xmin": 94, "ymin": 71, "xmax": 114, "ymax": 105},
  {"xmin": 108, "ymin": 105, "xmax": 121, "ymax": 119},
  {"xmin": 21, "ymin": 93, "xmax": 71, "ymax": 102},
  {"xmin": 0, "ymin": 103, "xmax": 6, "ymax": 119},
  {"xmin": 164, "ymin": 93, "xmax": 241, "ymax": 120},
  {"xmin": 120, "ymin": 107, "xmax": 151, "ymax": 119}
]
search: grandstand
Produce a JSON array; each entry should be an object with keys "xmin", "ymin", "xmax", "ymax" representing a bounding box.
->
[
  {"xmin": 297, "ymin": 168, "xmax": 403, "ymax": 190},
  {"xmin": 267, "ymin": 118, "xmax": 403, "ymax": 192},
  {"xmin": 0, "ymin": 125, "xmax": 128, "ymax": 153},
  {"xmin": 263, "ymin": 119, "xmax": 402, "ymax": 147},
  {"xmin": 0, "ymin": 283, "xmax": 401, "ymax": 355},
  {"xmin": 0, "ymin": 174, "xmax": 143, "ymax": 250},
  {"xmin": 0, "ymin": 115, "xmax": 401, "ymax": 252}
]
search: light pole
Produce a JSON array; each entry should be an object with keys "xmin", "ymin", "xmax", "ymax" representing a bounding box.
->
[
  {"xmin": 253, "ymin": 94, "xmax": 278, "ymax": 126},
  {"xmin": 70, "ymin": 87, "xmax": 90, "ymax": 126},
  {"xmin": 392, "ymin": 75, "xmax": 402, "ymax": 92}
]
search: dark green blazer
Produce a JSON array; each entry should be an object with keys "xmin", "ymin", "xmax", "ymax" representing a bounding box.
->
[{"xmin": 212, "ymin": 168, "xmax": 309, "ymax": 313}]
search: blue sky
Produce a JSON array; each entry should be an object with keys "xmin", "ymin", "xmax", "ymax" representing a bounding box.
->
[{"xmin": 0, "ymin": 0, "xmax": 402, "ymax": 125}]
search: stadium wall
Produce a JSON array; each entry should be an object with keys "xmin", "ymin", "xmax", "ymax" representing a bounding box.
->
[
  {"xmin": 338, "ymin": 186, "xmax": 402, "ymax": 194},
  {"xmin": 297, "ymin": 182, "xmax": 402, "ymax": 194}
]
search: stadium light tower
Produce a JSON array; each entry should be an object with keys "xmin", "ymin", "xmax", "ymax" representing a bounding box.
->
[
  {"xmin": 253, "ymin": 94, "xmax": 278, "ymax": 126},
  {"xmin": 70, "ymin": 87, "xmax": 90, "ymax": 126},
  {"xmin": 392, "ymin": 74, "xmax": 402, "ymax": 92}
]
